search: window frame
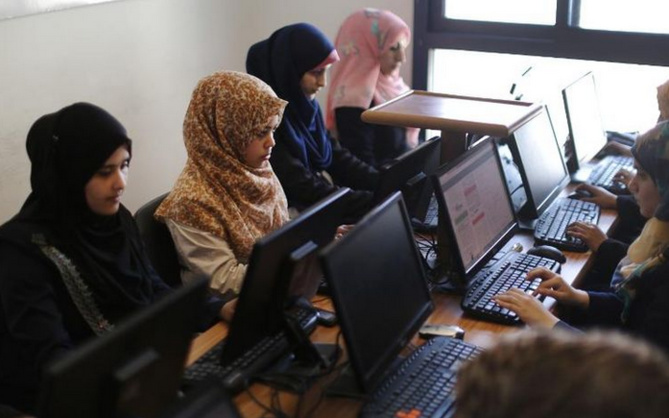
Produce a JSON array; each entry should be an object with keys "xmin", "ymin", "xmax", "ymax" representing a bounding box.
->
[{"xmin": 413, "ymin": 0, "xmax": 669, "ymax": 90}]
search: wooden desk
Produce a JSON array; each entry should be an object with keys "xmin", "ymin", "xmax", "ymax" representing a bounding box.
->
[
  {"xmin": 361, "ymin": 90, "xmax": 542, "ymax": 163},
  {"xmin": 186, "ymin": 204, "xmax": 618, "ymax": 417}
]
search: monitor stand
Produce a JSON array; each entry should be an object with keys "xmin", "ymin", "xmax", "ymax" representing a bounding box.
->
[
  {"xmin": 325, "ymin": 354, "xmax": 405, "ymax": 399},
  {"xmin": 256, "ymin": 309, "xmax": 339, "ymax": 393},
  {"xmin": 516, "ymin": 217, "xmax": 538, "ymax": 232}
]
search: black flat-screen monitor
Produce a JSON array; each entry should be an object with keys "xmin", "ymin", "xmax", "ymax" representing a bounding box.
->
[
  {"xmin": 373, "ymin": 136, "xmax": 441, "ymax": 215},
  {"xmin": 431, "ymin": 138, "xmax": 517, "ymax": 278},
  {"xmin": 507, "ymin": 106, "xmax": 570, "ymax": 220},
  {"xmin": 220, "ymin": 188, "xmax": 350, "ymax": 363},
  {"xmin": 319, "ymin": 192, "xmax": 433, "ymax": 393},
  {"xmin": 562, "ymin": 71, "xmax": 608, "ymax": 170},
  {"xmin": 37, "ymin": 278, "xmax": 209, "ymax": 418}
]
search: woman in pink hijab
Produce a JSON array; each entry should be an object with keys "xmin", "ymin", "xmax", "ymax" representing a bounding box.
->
[{"xmin": 326, "ymin": 8, "xmax": 419, "ymax": 167}]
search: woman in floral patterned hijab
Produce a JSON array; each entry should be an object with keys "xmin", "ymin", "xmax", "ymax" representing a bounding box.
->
[{"xmin": 156, "ymin": 71, "xmax": 289, "ymax": 296}]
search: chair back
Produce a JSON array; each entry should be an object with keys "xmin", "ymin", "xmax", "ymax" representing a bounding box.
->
[{"xmin": 134, "ymin": 193, "xmax": 182, "ymax": 288}]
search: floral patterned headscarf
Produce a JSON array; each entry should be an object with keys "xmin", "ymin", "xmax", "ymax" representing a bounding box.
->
[{"xmin": 155, "ymin": 71, "xmax": 289, "ymax": 262}]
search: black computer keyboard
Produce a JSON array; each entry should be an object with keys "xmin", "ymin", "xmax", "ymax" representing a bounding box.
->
[
  {"xmin": 588, "ymin": 155, "xmax": 634, "ymax": 194},
  {"xmin": 360, "ymin": 337, "xmax": 482, "ymax": 418},
  {"xmin": 534, "ymin": 198, "xmax": 600, "ymax": 252},
  {"xmin": 462, "ymin": 252, "xmax": 560, "ymax": 325},
  {"xmin": 182, "ymin": 307, "xmax": 317, "ymax": 393}
]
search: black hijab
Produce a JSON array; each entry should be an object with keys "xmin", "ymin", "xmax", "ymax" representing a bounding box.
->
[
  {"xmin": 0, "ymin": 102, "xmax": 161, "ymax": 325},
  {"xmin": 246, "ymin": 23, "xmax": 334, "ymax": 170}
]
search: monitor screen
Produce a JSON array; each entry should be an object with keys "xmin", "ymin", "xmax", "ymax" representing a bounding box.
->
[
  {"xmin": 509, "ymin": 106, "xmax": 569, "ymax": 219},
  {"xmin": 319, "ymin": 192, "xmax": 433, "ymax": 393},
  {"xmin": 562, "ymin": 71, "xmax": 608, "ymax": 167},
  {"xmin": 431, "ymin": 139, "xmax": 516, "ymax": 275},
  {"xmin": 220, "ymin": 188, "xmax": 350, "ymax": 363},
  {"xmin": 37, "ymin": 278, "xmax": 209, "ymax": 418}
]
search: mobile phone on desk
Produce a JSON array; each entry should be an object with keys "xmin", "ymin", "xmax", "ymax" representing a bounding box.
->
[{"xmin": 418, "ymin": 324, "xmax": 465, "ymax": 340}]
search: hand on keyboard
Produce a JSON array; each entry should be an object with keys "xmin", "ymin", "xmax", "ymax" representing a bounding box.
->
[
  {"xmin": 574, "ymin": 184, "xmax": 617, "ymax": 209},
  {"xmin": 613, "ymin": 168, "xmax": 633, "ymax": 187},
  {"xmin": 494, "ymin": 267, "xmax": 589, "ymax": 328},
  {"xmin": 493, "ymin": 288, "xmax": 559, "ymax": 329},
  {"xmin": 566, "ymin": 221, "xmax": 607, "ymax": 252}
]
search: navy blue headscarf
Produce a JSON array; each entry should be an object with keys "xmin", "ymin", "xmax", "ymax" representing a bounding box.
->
[{"xmin": 246, "ymin": 23, "xmax": 334, "ymax": 170}]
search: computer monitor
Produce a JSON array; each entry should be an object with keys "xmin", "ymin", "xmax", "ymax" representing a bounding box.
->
[
  {"xmin": 507, "ymin": 106, "xmax": 570, "ymax": 222},
  {"xmin": 319, "ymin": 192, "xmax": 434, "ymax": 393},
  {"xmin": 373, "ymin": 136, "xmax": 441, "ymax": 215},
  {"xmin": 562, "ymin": 71, "xmax": 608, "ymax": 172},
  {"xmin": 431, "ymin": 138, "xmax": 517, "ymax": 278},
  {"xmin": 37, "ymin": 278, "xmax": 209, "ymax": 418},
  {"xmin": 220, "ymin": 188, "xmax": 350, "ymax": 364}
]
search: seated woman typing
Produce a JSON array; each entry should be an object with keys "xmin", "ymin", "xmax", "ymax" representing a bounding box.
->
[
  {"xmin": 566, "ymin": 182, "xmax": 646, "ymax": 289},
  {"xmin": 155, "ymin": 71, "xmax": 290, "ymax": 297},
  {"xmin": 0, "ymin": 103, "xmax": 224, "ymax": 414},
  {"xmin": 325, "ymin": 8, "xmax": 419, "ymax": 167},
  {"xmin": 246, "ymin": 23, "xmax": 379, "ymax": 222},
  {"xmin": 495, "ymin": 121, "xmax": 669, "ymax": 353}
]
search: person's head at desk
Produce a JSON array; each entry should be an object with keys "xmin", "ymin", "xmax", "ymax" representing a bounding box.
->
[
  {"xmin": 494, "ymin": 121, "xmax": 669, "ymax": 352},
  {"xmin": 0, "ymin": 102, "xmax": 176, "ymax": 413},
  {"xmin": 155, "ymin": 71, "xmax": 290, "ymax": 302},
  {"xmin": 325, "ymin": 8, "xmax": 419, "ymax": 167},
  {"xmin": 246, "ymin": 22, "xmax": 380, "ymax": 222},
  {"xmin": 454, "ymin": 330, "xmax": 669, "ymax": 418}
]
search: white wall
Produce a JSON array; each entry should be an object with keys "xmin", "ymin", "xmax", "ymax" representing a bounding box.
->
[{"xmin": 0, "ymin": 0, "xmax": 413, "ymax": 222}]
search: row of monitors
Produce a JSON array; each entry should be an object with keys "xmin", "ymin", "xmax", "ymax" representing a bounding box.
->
[
  {"xmin": 35, "ymin": 71, "xmax": 605, "ymax": 417},
  {"xmin": 34, "ymin": 131, "xmax": 550, "ymax": 417}
]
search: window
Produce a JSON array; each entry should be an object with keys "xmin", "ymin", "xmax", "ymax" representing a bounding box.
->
[
  {"xmin": 429, "ymin": 49, "xmax": 667, "ymax": 134},
  {"xmin": 444, "ymin": 0, "xmax": 557, "ymax": 25},
  {"xmin": 414, "ymin": 0, "xmax": 669, "ymax": 135},
  {"xmin": 578, "ymin": 0, "xmax": 669, "ymax": 34}
]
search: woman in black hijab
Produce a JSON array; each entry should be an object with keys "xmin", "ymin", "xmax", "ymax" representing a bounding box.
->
[{"xmin": 0, "ymin": 103, "xmax": 213, "ymax": 414}]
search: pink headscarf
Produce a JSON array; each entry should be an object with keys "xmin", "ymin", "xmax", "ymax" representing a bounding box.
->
[{"xmin": 326, "ymin": 8, "xmax": 419, "ymax": 147}]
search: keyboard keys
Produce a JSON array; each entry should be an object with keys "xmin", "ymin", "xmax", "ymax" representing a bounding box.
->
[
  {"xmin": 534, "ymin": 198, "xmax": 600, "ymax": 252},
  {"xmin": 182, "ymin": 307, "xmax": 317, "ymax": 393},
  {"xmin": 361, "ymin": 337, "xmax": 481, "ymax": 418},
  {"xmin": 588, "ymin": 155, "xmax": 634, "ymax": 194},
  {"xmin": 461, "ymin": 252, "xmax": 559, "ymax": 325}
]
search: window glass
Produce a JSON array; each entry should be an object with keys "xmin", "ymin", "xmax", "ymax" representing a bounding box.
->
[
  {"xmin": 430, "ymin": 49, "xmax": 667, "ymax": 135},
  {"xmin": 444, "ymin": 0, "xmax": 557, "ymax": 25},
  {"xmin": 579, "ymin": 0, "xmax": 669, "ymax": 34}
]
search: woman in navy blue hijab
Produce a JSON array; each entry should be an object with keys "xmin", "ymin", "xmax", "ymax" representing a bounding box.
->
[{"xmin": 247, "ymin": 23, "xmax": 379, "ymax": 222}]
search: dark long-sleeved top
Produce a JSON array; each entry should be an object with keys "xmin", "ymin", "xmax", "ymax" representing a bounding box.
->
[
  {"xmin": 579, "ymin": 195, "xmax": 647, "ymax": 291},
  {"xmin": 334, "ymin": 106, "xmax": 408, "ymax": 168},
  {"xmin": 0, "ymin": 242, "xmax": 167, "ymax": 412},
  {"xmin": 270, "ymin": 135, "xmax": 380, "ymax": 222},
  {"xmin": 0, "ymin": 241, "xmax": 225, "ymax": 413},
  {"xmin": 610, "ymin": 195, "xmax": 647, "ymax": 243},
  {"xmin": 555, "ymin": 259, "xmax": 669, "ymax": 354}
]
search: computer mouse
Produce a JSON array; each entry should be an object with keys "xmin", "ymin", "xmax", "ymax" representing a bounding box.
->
[{"xmin": 527, "ymin": 245, "xmax": 566, "ymax": 264}]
